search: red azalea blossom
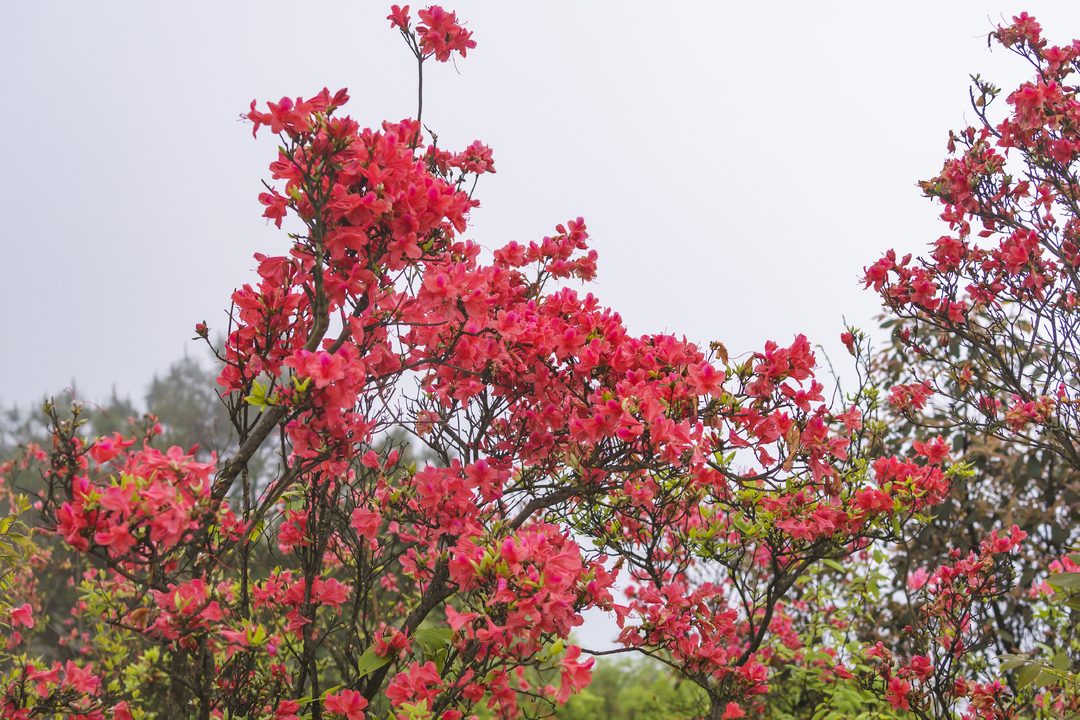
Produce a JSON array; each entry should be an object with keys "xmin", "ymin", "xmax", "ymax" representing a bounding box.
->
[
  {"xmin": 417, "ymin": 6, "xmax": 475, "ymax": 62},
  {"xmin": 324, "ymin": 689, "xmax": 368, "ymax": 720}
]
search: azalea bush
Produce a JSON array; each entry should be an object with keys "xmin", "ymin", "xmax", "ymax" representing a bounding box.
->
[
  {"xmin": 0, "ymin": 7, "xmax": 1064, "ymax": 720},
  {"xmin": 857, "ymin": 12, "xmax": 1080, "ymax": 719}
]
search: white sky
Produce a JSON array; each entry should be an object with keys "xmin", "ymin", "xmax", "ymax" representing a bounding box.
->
[
  {"xmin": 5, "ymin": 0, "xmax": 1080, "ymax": 648},
  {"xmin": 5, "ymin": 1, "xmax": 1080, "ymax": 408}
]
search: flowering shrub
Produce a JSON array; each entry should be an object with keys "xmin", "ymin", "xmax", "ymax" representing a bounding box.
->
[
  {"xmin": 858, "ymin": 12, "xmax": 1080, "ymax": 720},
  {"xmin": 0, "ymin": 6, "xmax": 1065, "ymax": 720}
]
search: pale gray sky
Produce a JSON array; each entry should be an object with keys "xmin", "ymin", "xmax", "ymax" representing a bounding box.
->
[
  {"xmin": 5, "ymin": 0, "xmax": 1080, "ymax": 649},
  {"xmin": 4, "ymin": 2, "xmax": 1080, "ymax": 408}
]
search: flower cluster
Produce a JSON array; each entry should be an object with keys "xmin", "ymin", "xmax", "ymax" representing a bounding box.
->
[{"xmin": 860, "ymin": 526, "xmax": 1027, "ymax": 718}]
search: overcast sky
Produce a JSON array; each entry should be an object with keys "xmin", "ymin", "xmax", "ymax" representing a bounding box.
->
[
  {"xmin": 5, "ymin": 2, "xmax": 1080, "ymax": 410},
  {"xmin": 6, "ymin": 0, "xmax": 1080, "ymax": 650}
]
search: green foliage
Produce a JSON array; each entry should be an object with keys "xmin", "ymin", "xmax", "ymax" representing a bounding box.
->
[
  {"xmin": 554, "ymin": 656, "xmax": 707, "ymax": 720},
  {"xmin": 0, "ymin": 356, "xmax": 236, "ymax": 668},
  {"xmin": 145, "ymin": 354, "xmax": 234, "ymax": 459},
  {"xmin": 0, "ymin": 495, "xmax": 35, "ymax": 613}
]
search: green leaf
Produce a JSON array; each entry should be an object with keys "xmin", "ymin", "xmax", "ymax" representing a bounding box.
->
[
  {"xmin": 244, "ymin": 381, "xmax": 269, "ymax": 408},
  {"xmin": 1036, "ymin": 670, "xmax": 1058, "ymax": 687},
  {"xmin": 837, "ymin": 687, "xmax": 864, "ymax": 705},
  {"xmin": 413, "ymin": 628, "xmax": 452, "ymax": 656},
  {"xmin": 434, "ymin": 647, "xmax": 447, "ymax": 675},
  {"xmin": 1000, "ymin": 657, "xmax": 1028, "ymax": 672},
  {"xmin": 1054, "ymin": 651, "xmax": 1070, "ymax": 671},
  {"xmin": 248, "ymin": 520, "xmax": 266, "ymax": 543},
  {"xmin": 1046, "ymin": 572, "xmax": 1080, "ymax": 591},
  {"xmin": 732, "ymin": 513, "xmax": 751, "ymax": 533},
  {"xmin": 1017, "ymin": 662, "xmax": 1040, "ymax": 689},
  {"xmin": 356, "ymin": 646, "xmax": 393, "ymax": 678},
  {"xmin": 397, "ymin": 699, "xmax": 430, "ymax": 720},
  {"xmin": 1065, "ymin": 597, "xmax": 1080, "ymax": 611},
  {"xmin": 821, "ymin": 559, "xmax": 845, "ymax": 573}
]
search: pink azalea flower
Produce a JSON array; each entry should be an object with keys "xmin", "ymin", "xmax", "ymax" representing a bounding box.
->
[
  {"xmin": 9, "ymin": 603, "xmax": 33, "ymax": 629},
  {"xmin": 324, "ymin": 688, "xmax": 368, "ymax": 720}
]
